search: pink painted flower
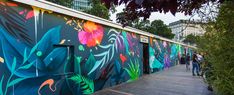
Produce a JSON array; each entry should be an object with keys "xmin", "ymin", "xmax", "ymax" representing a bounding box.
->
[{"xmin": 78, "ymin": 21, "xmax": 104, "ymax": 47}]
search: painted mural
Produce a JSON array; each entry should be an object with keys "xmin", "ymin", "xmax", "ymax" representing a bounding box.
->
[
  {"xmin": 0, "ymin": 1, "xmax": 143, "ymax": 95},
  {"xmin": 0, "ymin": 0, "xmax": 193, "ymax": 95},
  {"xmin": 149, "ymin": 38, "xmax": 187, "ymax": 73}
]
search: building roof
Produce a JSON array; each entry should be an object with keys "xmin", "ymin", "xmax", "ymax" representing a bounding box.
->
[{"xmin": 169, "ymin": 20, "xmax": 205, "ymax": 27}]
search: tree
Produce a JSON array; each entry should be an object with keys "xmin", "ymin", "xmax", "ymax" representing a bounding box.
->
[
  {"xmin": 148, "ymin": 20, "xmax": 174, "ymax": 39},
  {"xmin": 118, "ymin": 18, "xmax": 174, "ymax": 39},
  {"xmin": 101, "ymin": 0, "xmax": 225, "ymax": 25},
  {"xmin": 196, "ymin": 1, "xmax": 234, "ymax": 94},
  {"xmin": 183, "ymin": 34, "xmax": 198, "ymax": 44},
  {"xmin": 46, "ymin": 0, "xmax": 73, "ymax": 8},
  {"xmin": 128, "ymin": 18, "xmax": 150, "ymax": 30},
  {"xmin": 84, "ymin": 0, "xmax": 111, "ymax": 20}
]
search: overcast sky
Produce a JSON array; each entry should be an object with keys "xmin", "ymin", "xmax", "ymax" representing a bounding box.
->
[{"xmin": 110, "ymin": 5, "xmax": 199, "ymax": 25}]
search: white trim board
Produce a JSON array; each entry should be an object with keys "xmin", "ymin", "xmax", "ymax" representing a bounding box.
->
[{"xmin": 12, "ymin": 0, "xmax": 196, "ymax": 49}]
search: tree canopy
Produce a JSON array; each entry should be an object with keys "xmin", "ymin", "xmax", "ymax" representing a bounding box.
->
[
  {"xmin": 102, "ymin": 0, "xmax": 225, "ymax": 25},
  {"xmin": 119, "ymin": 18, "xmax": 174, "ymax": 39},
  {"xmin": 46, "ymin": 0, "xmax": 73, "ymax": 8},
  {"xmin": 195, "ymin": 1, "xmax": 234, "ymax": 94},
  {"xmin": 183, "ymin": 34, "xmax": 198, "ymax": 44},
  {"xmin": 147, "ymin": 20, "xmax": 174, "ymax": 39},
  {"xmin": 84, "ymin": 0, "xmax": 110, "ymax": 20}
]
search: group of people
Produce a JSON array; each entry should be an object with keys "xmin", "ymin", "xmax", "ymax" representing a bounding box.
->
[{"xmin": 180, "ymin": 52, "xmax": 204, "ymax": 76}]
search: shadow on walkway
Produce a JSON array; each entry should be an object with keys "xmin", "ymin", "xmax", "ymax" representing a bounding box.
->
[{"xmin": 93, "ymin": 65, "xmax": 213, "ymax": 95}]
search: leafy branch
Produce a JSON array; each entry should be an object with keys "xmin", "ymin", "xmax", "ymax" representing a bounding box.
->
[
  {"xmin": 88, "ymin": 29, "xmax": 123, "ymax": 75},
  {"xmin": 70, "ymin": 74, "xmax": 94, "ymax": 94}
]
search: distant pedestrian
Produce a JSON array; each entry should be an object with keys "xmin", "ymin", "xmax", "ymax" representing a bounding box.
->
[
  {"xmin": 192, "ymin": 53, "xmax": 200, "ymax": 76},
  {"xmin": 185, "ymin": 53, "xmax": 191, "ymax": 71},
  {"xmin": 196, "ymin": 53, "xmax": 204, "ymax": 71},
  {"xmin": 180, "ymin": 54, "xmax": 186, "ymax": 64}
]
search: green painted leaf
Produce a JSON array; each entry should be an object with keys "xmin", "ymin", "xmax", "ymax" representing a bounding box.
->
[
  {"xmin": 78, "ymin": 45, "xmax": 85, "ymax": 51},
  {"xmin": 0, "ymin": 75, "xmax": 4, "ymax": 95},
  {"xmin": 19, "ymin": 60, "xmax": 36, "ymax": 70},
  {"xmin": 70, "ymin": 74, "xmax": 94, "ymax": 94},
  {"xmin": 7, "ymin": 77, "xmax": 26, "ymax": 88},
  {"xmin": 11, "ymin": 57, "xmax": 17, "ymax": 72},
  {"xmin": 124, "ymin": 59, "xmax": 140, "ymax": 82},
  {"xmin": 76, "ymin": 56, "xmax": 82, "ymax": 64}
]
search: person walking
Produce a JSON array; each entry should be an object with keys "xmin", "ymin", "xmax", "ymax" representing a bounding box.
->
[
  {"xmin": 192, "ymin": 53, "xmax": 200, "ymax": 76},
  {"xmin": 185, "ymin": 53, "xmax": 191, "ymax": 71}
]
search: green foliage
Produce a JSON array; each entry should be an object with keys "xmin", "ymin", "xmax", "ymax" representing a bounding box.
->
[
  {"xmin": 124, "ymin": 59, "xmax": 140, "ymax": 82},
  {"xmin": 46, "ymin": 0, "xmax": 73, "ymax": 8},
  {"xmin": 70, "ymin": 74, "xmax": 94, "ymax": 94},
  {"xmin": 122, "ymin": 19, "xmax": 174, "ymax": 39},
  {"xmin": 84, "ymin": 0, "xmax": 110, "ymax": 19},
  {"xmin": 183, "ymin": 34, "xmax": 199, "ymax": 44},
  {"xmin": 148, "ymin": 20, "xmax": 174, "ymax": 39},
  {"xmin": 196, "ymin": 1, "xmax": 234, "ymax": 95},
  {"xmin": 102, "ymin": 0, "xmax": 225, "ymax": 25}
]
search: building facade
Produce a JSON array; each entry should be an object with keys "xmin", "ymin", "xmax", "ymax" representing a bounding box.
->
[
  {"xmin": 169, "ymin": 20, "xmax": 206, "ymax": 42},
  {"xmin": 72, "ymin": 0, "xmax": 91, "ymax": 11}
]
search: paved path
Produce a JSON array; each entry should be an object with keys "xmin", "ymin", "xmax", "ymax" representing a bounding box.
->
[{"xmin": 93, "ymin": 65, "xmax": 213, "ymax": 95}]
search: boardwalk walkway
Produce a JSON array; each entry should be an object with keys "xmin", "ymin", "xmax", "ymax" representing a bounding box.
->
[{"xmin": 93, "ymin": 65, "xmax": 213, "ymax": 95}]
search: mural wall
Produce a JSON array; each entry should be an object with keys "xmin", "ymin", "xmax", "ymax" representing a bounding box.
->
[
  {"xmin": 0, "ymin": 1, "xmax": 193, "ymax": 95},
  {"xmin": 148, "ymin": 38, "xmax": 186, "ymax": 73}
]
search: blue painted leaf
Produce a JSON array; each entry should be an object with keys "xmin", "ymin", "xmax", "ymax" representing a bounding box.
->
[
  {"xmin": 36, "ymin": 26, "xmax": 62, "ymax": 56},
  {"xmin": 114, "ymin": 60, "xmax": 121, "ymax": 73},
  {"xmin": 28, "ymin": 43, "xmax": 39, "ymax": 58},
  {"xmin": 0, "ymin": 75, "xmax": 4, "ymax": 95},
  {"xmin": 100, "ymin": 55, "xmax": 107, "ymax": 68},
  {"xmin": 88, "ymin": 60, "xmax": 102, "ymax": 75},
  {"xmin": 23, "ymin": 48, "xmax": 27, "ymax": 64},
  {"xmin": 43, "ymin": 48, "xmax": 67, "ymax": 67},
  {"xmin": 85, "ymin": 53, "xmax": 96, "ymax": 73},
  {"xmin": 99, "ymin": 44, "xmax": 111, "ymax": 49},
  {"xmin": 122, "ymin": 32, "xmax": 129, "ymax": 54},
  {"xmin": 11, "ymin": 57, "xmax": 17, "ymax": 73},
  {"xmin": 19, "ymin": 60, "xmax": 36, "ymax": 70},
  {"xmin": 108, "ymin": 33, "xmax": 116, "ymax": 39},
  {"xmin": 7, "ymin": 77, "xmax": 26, "ymax": 87},
  {"xmin": 94, "ymin": 51, "xmax": 108, "ymax": 57}
]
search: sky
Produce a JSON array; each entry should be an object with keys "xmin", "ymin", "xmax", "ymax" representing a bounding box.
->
[{"xmin": 110, "ymin": 5, "xmax": 199, "ymax": 25}]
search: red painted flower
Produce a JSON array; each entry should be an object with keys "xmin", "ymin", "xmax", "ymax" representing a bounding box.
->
[
  {"xmin": 78, "ymin": 21, "xmax": 104, "ymax": 47},
  {"xmin": 120, "ymin": 54, "xmax": 127, "ymax": 63}
]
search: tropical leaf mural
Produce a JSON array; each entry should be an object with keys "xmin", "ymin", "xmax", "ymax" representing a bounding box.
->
[
  {"xmin": 0, "ymin": 1, "xmax": 194, "ymax": 94},
  {"xmin": 88, "ymin": 29, "xmax": 123, "ymax": 75},
  {"xmin": 70, "ymin": 74, "xmax": 94, "ymax": 95},
  {"xmin": 124, "ymin": 59, "xmax": 140, "ymax": 82},
  {"xmin": 0, "ymin": 75, "xmax": 4, "ymax": 95},
  {"xmin": 0, "ymin": 57, "xmax": 29, "ymax": 95}
]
